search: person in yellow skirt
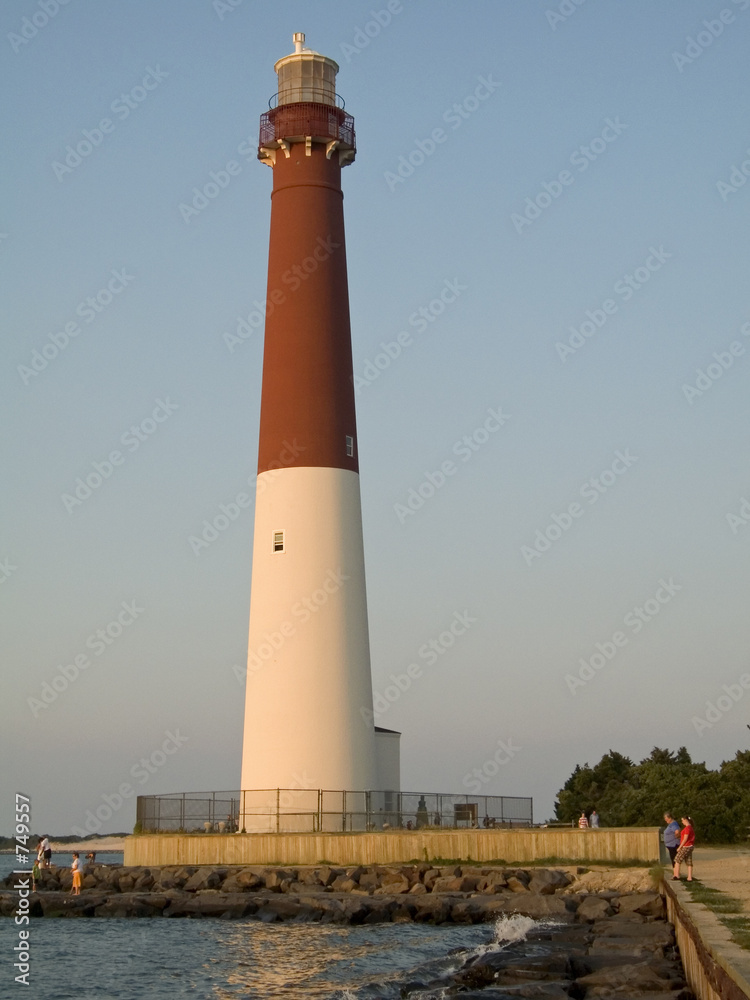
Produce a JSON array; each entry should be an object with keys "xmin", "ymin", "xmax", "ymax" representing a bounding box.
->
[{"xmin": 70, "ymin": 853, "xmax": 82, "ymax": 895}]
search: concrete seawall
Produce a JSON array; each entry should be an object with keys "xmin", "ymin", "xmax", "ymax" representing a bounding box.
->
[
  {"xmin": 665, "ymin": 880, "xmax": 750, "ymax": 1000},
  {"xmin": 125, "ymin": 827, "xmax": 661, "ymax": 867}
]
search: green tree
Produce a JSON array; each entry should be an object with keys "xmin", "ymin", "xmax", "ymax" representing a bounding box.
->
[{"xmin": 555, "ymin": 747, "xmax": 750, "ymax": 842}]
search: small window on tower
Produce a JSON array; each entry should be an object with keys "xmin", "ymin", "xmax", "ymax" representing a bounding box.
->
[
  {"xmin": 346, "ymin": 435, "xmax": 354, "ymax": 457},
  {"xmin": 273, "ymin": 531, "xmax": 285, "ymax": 553}
]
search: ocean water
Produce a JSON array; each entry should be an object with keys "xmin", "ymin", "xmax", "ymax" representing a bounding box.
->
[
  {"xmin": 0, "ymin": 853, "xmax": 124, "ymax": 877},
  {"xmin": 1, "ymin": 855, "xmax": 549, "ymax": 998}
]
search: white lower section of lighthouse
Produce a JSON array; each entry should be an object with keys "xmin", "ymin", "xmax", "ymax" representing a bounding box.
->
[{"xmin": 240, "ymin": 465, "xmax": 377, "ymax": 810}]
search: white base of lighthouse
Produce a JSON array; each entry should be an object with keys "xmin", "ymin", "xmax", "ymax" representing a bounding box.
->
[{"xmin": 240, "ymin": 465, "xmax": 377, "ymax": 805}]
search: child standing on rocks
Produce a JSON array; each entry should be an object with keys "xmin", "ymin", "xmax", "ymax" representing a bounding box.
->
[{"xmin": 70, "ymin": 853, "xmax": 82, "ymax": 895}]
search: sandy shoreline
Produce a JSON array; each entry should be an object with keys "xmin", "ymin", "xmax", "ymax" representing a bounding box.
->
[
  {"xmin": 0, "ymin": 837, "xmax": 126, "ymax": 855},
  {"xmin": 50, "ymin": 837, "xmax": 125, "ymax": 853}
]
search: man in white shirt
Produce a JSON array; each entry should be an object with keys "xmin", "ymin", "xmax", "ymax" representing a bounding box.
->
[{"xmin": 39, "ymin": 835, "xmax": 51, "ymax": 868}]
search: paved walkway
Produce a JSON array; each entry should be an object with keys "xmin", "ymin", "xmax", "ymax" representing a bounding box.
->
[{"xmin": 680, "ymin": 846, "xmax": 750, "ymax": 909}]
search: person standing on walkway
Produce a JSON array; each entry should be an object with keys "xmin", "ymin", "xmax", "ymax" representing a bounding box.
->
[
  {"xmin": 578, "ymin": 811, "xmax": 589, "ymax": 829},
  {"xmin": 590, "ymin": 809, "xmax": 600, "ymax": 829},
  {"xmin": 672, "ymin": 815, "xmax": 695, "ymax": 881},
  {"xmin": 663, "ymin": 812, "xmax": 681, "ymax": 864}
]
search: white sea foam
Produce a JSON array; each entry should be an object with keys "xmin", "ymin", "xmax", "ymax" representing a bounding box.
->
[{"xmin": 492, "ymin": 912, "xmax": 537, "ymax": 944}]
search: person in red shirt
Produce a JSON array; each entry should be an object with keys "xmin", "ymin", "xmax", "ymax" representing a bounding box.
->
[{"xmin": 672, "ymin": 816, "xmax": 695, "ymax": 881}]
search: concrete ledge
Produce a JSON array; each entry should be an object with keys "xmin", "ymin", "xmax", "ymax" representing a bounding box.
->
[
  {"xmin": 665, "ymin": 880, "xmax": 750, "ymax": 1000},
  {"xmin": 124, "ymin": 827, "xmax": 661, "ymax": 867}
]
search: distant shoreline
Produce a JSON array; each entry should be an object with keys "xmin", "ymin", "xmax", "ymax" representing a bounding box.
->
[{"xmin": 1, "ymin": 837, "xmax": 126, "ymax": 855}]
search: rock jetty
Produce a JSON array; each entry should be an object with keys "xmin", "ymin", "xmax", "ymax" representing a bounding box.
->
[
  {"xmin": 3, "ymin": 863, "xmax": 663, "ymax": 926},
  {"xmin": 425, "ymin": 914, "xmax": 689, "ymax": 998},
  {"xmin": 2, "ymin": 863, "xmax": 690, "ymax": 995}
]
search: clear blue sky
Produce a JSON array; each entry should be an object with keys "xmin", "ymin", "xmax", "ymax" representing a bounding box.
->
[{"xmin": 2, "ymin": 0, "xmax": 750, "ymax": 835}]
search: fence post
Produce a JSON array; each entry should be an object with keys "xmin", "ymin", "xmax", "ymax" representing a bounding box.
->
[{"xmin": 276, "ymin": 788, "xmax": 280, "ymax": 834}]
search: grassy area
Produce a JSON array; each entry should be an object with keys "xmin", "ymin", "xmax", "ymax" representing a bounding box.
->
[
  {"xmin": 696, "ymin": 844, "xmax": 750, "ymax": 853},
  {"xmin": 684, "ymin": 883, "xmax": 744, "ymax": 913},
  {"xmin": 721, "ymin": 917, "xmax": 750, "ymax": 950},
  {"xmin": 403, "ymin": 855, "xmax": 652, "ymax": 868},
  {"xmin": 683, "ymin": 881, "xmax": 750, "ymax": 950},
  {"xmin": 525, "ymin": 856, "xmax": 652, "ymax": 868}
]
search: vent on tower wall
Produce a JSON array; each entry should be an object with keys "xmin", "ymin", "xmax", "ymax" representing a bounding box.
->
[
  {"xmin": 273, "ymin": 531, "xmax": 285, "ymax": 553},
  {"xmin": 346, "ymin": 435, "xmax": 354, "ymax": 457}
]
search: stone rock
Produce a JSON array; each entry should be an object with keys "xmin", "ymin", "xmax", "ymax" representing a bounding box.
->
[
  {"xmin": 507, "ymin": 876, "xmax": 531, "ymax": 893},
  {"xmin": 137, "ymin": 893, "xmax": 169, "ymax": 912},
  {"xmin": 528, "ymin": 869, "xmax": 572, "ymax": 895},
  {"xmin": 575, "ymin": 959, "xmax": 685, "ymax": 994},
  {"xmin": 298, "ymin": 868, "xmax": 321, "ymax": 886},
  {"xmin": 183, "ymin": 869, "xmax": 223, "ymax": 892},
  {"xmin": 480, "ymin": 893, "xmax": 574, "ymax": 923},
  {"xmin": 362, "ymin": 899, "xmax": 396, "ymax": 923},
  {"xmin": 422, "ymin": 868, "xmax": 441, "ymax": 890},
  {"xmin": 455, "ymin": 951, "xmax": 572, "ymax": 989},
  {"xmin": 253, "ymin": 896, "xmax": 314, "ymax": 922},
  {"xmin": 42, "ymin": 892, "xmax": 104, "ymax": 918},
  {"xmin": 392, "ymin": 901, "xmax": 418, "ymax": 923},
  {"xmin": 288, "ymin": 895, "xmax": 335, "ymax": 922},
  {"xmin": 170, "ymin": 867, "xmax": 198, "ymax": 889},
  {"xmin": 450, "ymin": 900, "xmax": 484, "ymax": 924},
  {"xmin": 285, "ymin": 880, "xmax": 310, "ymax": 894},
  {"xmin": 477, "ymin": 872, "xmax": 507, "ymax": 893},
  {"xmin": 411, "ymin": 895, "xmax": 453, "ymax": 924},
  {"xmin": 166, "ymin": 892, "xmax": 258, "ymax": 919},
  {"xmin": 358, "ymin": 871, "xmax": 379, "ymax": 891},
  {"xmin": 95, "ymin": 893, "xmax": 156, "ymax": 918},
  {"xmin": 409, "ymin": 882, "xmax": 428, "ymax": 894},
  {"xmin": 430, "ymin": 876, "xmax": 464, "ymax": 894},
  {"xmin": 331, "ymin": 875, "xmax": 357, "ymax": 892},
  {"xmin": 338, "ymin": 897, "xmax": 371, "ymax": 923},
  {"xmin": 374, "ymin": 874, "xmax": 410, "ymax": 895},
  {"xmin": 564, "ymin": 869, "xmax": 654, "ymax": 895},
  {"xmin": 263, "ymin": 869, "xmax": 294, "ymax": 891},
  {"xmin": 508, "ymin": 869, "xmax": 531, "ymax": 886},
  {"xmin": 588, "ymin": 927, "xmax": 673, "ymax": 961},
  {"xmin": 315, "ymin": 866, "xmax": 340, "ymax": 887},
  {"xmin": 492, "ymin": 986, "xmax": 571, "ymax": 998},
  {"xmin": 616, "ymin": 891, "xmax": 665, "ymax": 919},
  {"xmin": 591, "ymin": 920, "xmax": 674, "ymax": 945},
  {"xmin": 576, "ymin": 896, "xmax": 613, "ymax": 922},
  {"xmin": 235, "ymin": 869, "xmax": 263, "ymax": 890}
]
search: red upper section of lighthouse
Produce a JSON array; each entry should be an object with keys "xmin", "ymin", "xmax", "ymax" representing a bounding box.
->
[
  {"xmin": 256, "ymin": 138, "xmax": 360, "ymax": 476},
  {"xmin": 254, "ymin": 36, "xmax": 361, "ymax": 477},
  {"xmin": 259, "ymin": 104, "xmax": 356, "ymax": 153}
]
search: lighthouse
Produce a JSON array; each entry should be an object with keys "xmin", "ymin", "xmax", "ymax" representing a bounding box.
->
[{"xmin": 240, "ymin": 34, "xmax": 389, "ymax": 828}]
